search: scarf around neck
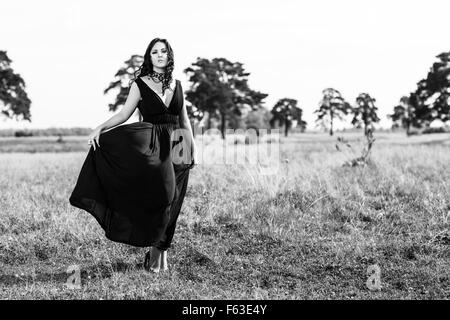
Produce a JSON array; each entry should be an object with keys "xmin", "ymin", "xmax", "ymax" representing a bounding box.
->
[{"xmin": 148, "ymin": 70, "xmax": 171, "ymax": 95}]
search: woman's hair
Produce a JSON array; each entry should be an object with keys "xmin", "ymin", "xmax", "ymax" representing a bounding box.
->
[{"xmin": 132, "ymin": 38, "xmax": 175, "ymax": 93}]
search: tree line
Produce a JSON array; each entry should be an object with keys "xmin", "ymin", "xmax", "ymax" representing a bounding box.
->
[
  {"xmin": 1, "ymin": 50, "xmax": 449, "ymax": 138},
  {"xmin": 388, "ymin": 52, "xmax": 450, "ymax": 135}
]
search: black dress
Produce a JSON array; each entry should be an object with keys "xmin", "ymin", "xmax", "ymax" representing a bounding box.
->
[{"xmin": 69, "ymin": 77, "xmax": 194, "ymax": 249}]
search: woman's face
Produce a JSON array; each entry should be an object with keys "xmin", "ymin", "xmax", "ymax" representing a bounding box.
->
[{"xmin": 150, "ymin": 42, "xmax": 168, "ymax": 68}]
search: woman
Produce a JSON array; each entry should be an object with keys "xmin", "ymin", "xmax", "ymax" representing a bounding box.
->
[{"xmin": 69, "ymin": 38, "xmax": 196, "ymax": 273}]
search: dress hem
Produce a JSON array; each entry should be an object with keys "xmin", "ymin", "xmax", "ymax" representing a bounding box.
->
[{"xmin": 69, "ymin": 195, "xmax": 171, "ymax": 249}]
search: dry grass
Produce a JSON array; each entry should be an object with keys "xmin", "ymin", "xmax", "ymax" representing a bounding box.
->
[{"xmin": 0, "ymin": 131, "xmax": 449, "ymax": 299}]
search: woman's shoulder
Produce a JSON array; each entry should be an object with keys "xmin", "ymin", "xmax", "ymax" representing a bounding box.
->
[
  {"xmin": 171, "ymin": 78, "xmax": 179, "ymax": 89},
  {"xmin": 130, "ymin": 77, "xmax": 142, "ymax": 85}
]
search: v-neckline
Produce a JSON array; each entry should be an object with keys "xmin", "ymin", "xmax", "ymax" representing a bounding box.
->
[{"xmin": 139, "ymin": 77, "xmax": 177, "ymax": 111}]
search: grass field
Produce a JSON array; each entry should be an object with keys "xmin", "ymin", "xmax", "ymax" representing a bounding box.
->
[{"xmin": 0, "ymin": 131, "xmax": 449, "ymax": 299}]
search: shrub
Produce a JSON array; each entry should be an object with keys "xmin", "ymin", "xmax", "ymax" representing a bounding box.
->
[
  {"xmin": 14, "ymin": 130, "xmax": 33, "ymax": 137},
  {"xmin": 422, "ymin": 127, "xmax": 447, "ymax": 134}
]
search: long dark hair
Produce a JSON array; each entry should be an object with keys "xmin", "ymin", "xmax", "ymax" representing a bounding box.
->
[{"xmin": 132, "ymin": 38, "xmax": 175, "ymax": 94}]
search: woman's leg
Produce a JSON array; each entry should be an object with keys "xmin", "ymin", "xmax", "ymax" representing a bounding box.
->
[
  {"xmin": 145, "ymin": 246, "xmax": 162, "ymax": 273},
  {"xmin": 160, "ymin": 250, "xmax": 168, "ymax": 271},
  {"xmin": 154, "ymin": 166, "xmax": 191, "ymax": 270}
]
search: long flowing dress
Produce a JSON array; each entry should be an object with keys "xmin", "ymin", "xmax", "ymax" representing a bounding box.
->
[{"xmin": 69, "ymin": 77, "xmax": 194, "ymax": 249}]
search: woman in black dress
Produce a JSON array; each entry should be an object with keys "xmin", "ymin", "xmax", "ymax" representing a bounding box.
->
[{"xmin": 69, "ymin": 38, "xmax": 196, "ymax": 273}]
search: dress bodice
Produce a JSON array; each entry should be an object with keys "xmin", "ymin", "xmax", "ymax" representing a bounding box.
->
[{"xmin": 135, "ymin": 77, "xmax": 184, "ymax": 124}]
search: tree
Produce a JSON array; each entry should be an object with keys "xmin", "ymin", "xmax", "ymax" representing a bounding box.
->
[
  {"xmin": 245, "ymin": 108, "xmax": 271, "ymax": 131},
  {"xmin": 388, "ymin": 85, "xmax": 433, "ymax": 136},
  {"xmin": 314, "ymin": 88, "xmax": 351, "ymax": 136},
  {"xmin": 269, "ymin": 98, "xmax": 305, "ymax": 137},
  {"xmin": 183, "ymin": 57, "xmax": 268, "ymax": 139},
  {"xmin": 0, "ymin": 51, "xmax": 31, "ymax": 122},
  {"xmin": 423, "ymin": 51, "xmax": 450, "ymax": 123},
  {"xmin": 104, "ymin": 54, "xmax": 144, "ymax": 119},
  {"xmin": 388, "ymin": 95, "xmax": 412, "ymax": 133},
  {"xmin": 297, "ymin": 119, "xmax": 308, "ymax": 132},
  {"xmin": 390, "ymin": 51, "xmax": 450, "ymax": 135},
  {"xmin": 351, "ymin": 93, "xmax": 380, "ymax": 136}
]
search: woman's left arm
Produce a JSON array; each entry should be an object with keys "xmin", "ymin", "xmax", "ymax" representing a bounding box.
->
[{"xmin": 178, "ymin": 93, "xmax": 197, "ymax": 162}]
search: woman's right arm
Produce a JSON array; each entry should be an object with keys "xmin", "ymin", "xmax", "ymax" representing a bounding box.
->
[
  {"xmin": 87, "ymin": 81, "xmax": 141, "ymax": 150},
  {"xmin": 95, "ymin": 81, "xmax": 141, "ymax": 132}
]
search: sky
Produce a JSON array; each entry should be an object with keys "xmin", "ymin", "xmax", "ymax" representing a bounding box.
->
[{"xmin": 1, "ymin": 0, "xmax": 449, "ymax": 130}]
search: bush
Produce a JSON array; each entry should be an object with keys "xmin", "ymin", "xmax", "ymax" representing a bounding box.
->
[
  {"xmin": 0, "ymin": 127, "xmax": 93, "ymax": 137},
  {"xmin": 407, "ymin": 129, "xmax": 421, "ymax": 136},
  {"xmin": 14, "ymin": 130, "xmax": 33, "ymax": 137},
  {"xmin": 422, "ymin": 127, "xmax": 447, "ymax": 134}
]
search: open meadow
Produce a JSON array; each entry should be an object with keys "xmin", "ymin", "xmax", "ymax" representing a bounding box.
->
[{"xmin": 0, "ymin": 131, "xmax": 449, "ymax": 299}]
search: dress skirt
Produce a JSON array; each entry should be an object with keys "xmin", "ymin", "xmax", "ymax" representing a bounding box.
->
[{"xmin": 69, "ymin": 120, "xmax": 194, "ymax": 248}]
